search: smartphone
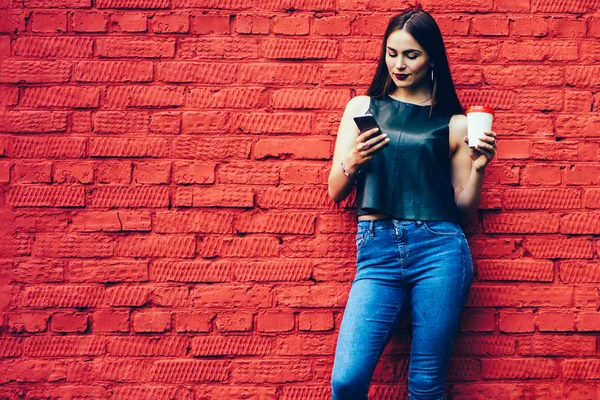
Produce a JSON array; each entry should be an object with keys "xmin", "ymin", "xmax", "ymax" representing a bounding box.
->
[{"xmin": 353, "ymin": 114, "xmax": 381, "ymax": 133}]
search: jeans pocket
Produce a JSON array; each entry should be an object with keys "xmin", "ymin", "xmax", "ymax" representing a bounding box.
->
[
  {"xmin": 422, "ymin": 221, "xmax": 462, "ymax": 237},
  {"xmin": 356, "ymin": 232, "xmax": 369, "ymax": 250}
]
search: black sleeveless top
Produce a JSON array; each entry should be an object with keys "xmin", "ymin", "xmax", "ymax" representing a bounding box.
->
[{"xmin": 355, "ymin": 96, "xmax": 460, "ymax": 222}]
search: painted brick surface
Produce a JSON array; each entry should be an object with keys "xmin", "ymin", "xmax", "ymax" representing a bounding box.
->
[{"xmin": 0, "ymin": 0, "xmax": 598, "ymax": 398}]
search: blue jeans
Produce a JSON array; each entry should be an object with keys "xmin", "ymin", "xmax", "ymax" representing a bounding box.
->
[{"xmin": 331, "ymin": 219, "xmax": 472, "ymax": 400}]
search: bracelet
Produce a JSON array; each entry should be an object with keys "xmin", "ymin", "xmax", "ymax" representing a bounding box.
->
[{"xmin": 341, "ymin": 160, "xmax": 360, "ymax": 178}]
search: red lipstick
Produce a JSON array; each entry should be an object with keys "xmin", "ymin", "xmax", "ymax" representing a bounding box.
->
[{"xmin": 394, "ymin": 74, "xmax": 409, "ymax": 80}]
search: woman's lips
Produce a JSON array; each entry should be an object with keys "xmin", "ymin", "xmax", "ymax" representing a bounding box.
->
[{"xmin": 394, "ymin": 74, "xmax": 409, "ymax": 80}]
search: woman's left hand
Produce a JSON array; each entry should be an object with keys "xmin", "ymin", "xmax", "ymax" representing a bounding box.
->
[{"xmin": 463, "ymin": 131, "xmax": 497, "ymax": 171}]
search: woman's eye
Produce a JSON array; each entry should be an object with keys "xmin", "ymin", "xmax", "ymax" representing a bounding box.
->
[
  {"xmin": 407, "ymin": 54, "xmax": 417, "ymax": 60},
  {"xmin": 387, "ymin": 53, "xmax": 397, "ymax": 57}
]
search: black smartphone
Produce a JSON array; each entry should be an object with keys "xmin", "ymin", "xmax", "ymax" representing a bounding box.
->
[{"xmin": 353, "ymin": 114, "xmax": 381, "ymax": 133}]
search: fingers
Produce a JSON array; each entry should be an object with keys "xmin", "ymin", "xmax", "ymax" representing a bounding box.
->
[
  {"xmin": 359, "ymin": 133, "xmax": 388, "ymax": 150},
  {"xmin": 356, "ymin": 127, "xmax": 380, "ymax": 143},
  {"xmin": 363, "ymin": 136, "xmax": 390, "ymax": 154}
]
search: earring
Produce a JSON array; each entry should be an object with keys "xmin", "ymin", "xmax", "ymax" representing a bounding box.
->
[{"xmin": 431, "ymin": 69, "xmax": 434, "ymax": 81}]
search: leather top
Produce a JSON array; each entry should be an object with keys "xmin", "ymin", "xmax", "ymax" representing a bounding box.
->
[{"xmin": 355, "ymin": 96, "xmax": 460, "ymax": 222}]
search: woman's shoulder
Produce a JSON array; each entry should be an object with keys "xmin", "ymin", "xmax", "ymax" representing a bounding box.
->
[
  {"xmin": 449, "ymin": 113, "xmax": 467, "ymax": 132},
  {"xmin": 345, "ymin": 95, "xmax": 371, "ymax": 115}
]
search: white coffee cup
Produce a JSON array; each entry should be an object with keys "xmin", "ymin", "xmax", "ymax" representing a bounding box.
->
[{"xmin": 466, "ymin": 106, "xmax": 494, "ymax": 147}]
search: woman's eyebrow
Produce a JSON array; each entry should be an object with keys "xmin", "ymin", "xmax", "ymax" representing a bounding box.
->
[{"xmin": 386, "ymin": 46, "xmax": 422, "ymax": 54}]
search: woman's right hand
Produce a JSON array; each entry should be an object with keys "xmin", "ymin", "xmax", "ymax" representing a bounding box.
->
[{"xmin": 344, "ymin": 127, "xmax": 391, "ymax": 172}]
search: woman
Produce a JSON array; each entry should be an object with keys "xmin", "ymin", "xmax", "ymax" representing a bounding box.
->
[{"xmin": 328, "ymin": 9, "xmax": 497, "ymax": 400}]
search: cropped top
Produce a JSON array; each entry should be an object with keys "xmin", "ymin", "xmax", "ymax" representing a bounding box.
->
[{"xmin": 355, "ymin": 96, "xmax": 460, "ymax": 222}]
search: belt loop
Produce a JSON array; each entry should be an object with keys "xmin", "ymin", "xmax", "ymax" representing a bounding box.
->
[{"xmin": 369, "ymin": 220, "xmax": 375, "ymax": 237}]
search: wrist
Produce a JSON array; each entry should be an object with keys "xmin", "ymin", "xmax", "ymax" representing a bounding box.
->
[
  {"xmin": 343, "ymin": 156, "xmax": 361, "ymax": 174},
  {"xmin": 341, "ymin": 158, "xmax": 361, "ymax": 178}
]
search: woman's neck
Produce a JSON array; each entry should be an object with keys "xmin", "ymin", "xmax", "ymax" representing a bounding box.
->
[{"xmin": 389, "ymin": 87, "xmax": 433, "ymax": 105}]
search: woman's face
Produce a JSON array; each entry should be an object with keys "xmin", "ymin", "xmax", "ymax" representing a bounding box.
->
[{"xmin": 385, "ymin": 29, "xmax": 431, "ymax": 90}]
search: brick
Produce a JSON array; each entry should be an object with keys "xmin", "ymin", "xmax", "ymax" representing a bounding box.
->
[
  {"xmin": 257, "ymin": 311, "xmax": 295, "ymax": 332},
  {"xmin": 313, "ymin": 15, "xmax": 351, "ymax": 35},
  {"xmin": 483, "ymin": 212, "xmax": 559, "ymax": 233},
  {"xmin": 20, "ymin": 285, "xmax": 105, "ymax": 308},
  {"xmin": 15, "ymin": 37, "xmax": 93, "ymax": 58},
  {"xmin": 31, "ymin": 11, "xmax": 67, "ymax": 32},
  {"xmin": 460, "ymin": 310, "xmax": 495, "ymax": 332},
  {"xmin": 51, "ymin": 312, "xmax": 88, "ymax": 333},
  {"xmin": 536, "ymin": 311, "xmax": 576, "ymax": 332},
  {"xmin": 235, "ymin": 13, "xmax": 270, "ymax": 34},
  {"xmin": 0, "ymin": 338, "xmax": 22, "ymax": 358},
  {"xmin": 255, "ymin": 138, "xmax": 332, "ymax": 160},
  {"xmin": 281, "ymin": 163, "xmax": 327, "ymax": 185},
  {"xmin": 526, "ymin": 237, "xmax": 594, "ymax": 259},
  {"xmin": 583, "ymin": 189, "xmax": 600, "ymax": 208},
  {"xmin": 97, "ymin": 0, "xmax": 169, "ymax": 8},
  {"xmin": 96, "ymin": 161, "xmax": 132, "ymax": 184},
  {"xmin": 521, "ymin": 164, "xmax": 561, "ymax": 185},
  {"xmin": 501, "ymin": 41, "xmax": 578, "ymax": 61},
  {"xmin": 281, "ymin": 386, "xmax": 332, "ymax": 400},
  {"xmin": 13, "ymin": 260, "xmax": 65, "ymax": 283},
  {"xmin": 187, "ymin": 87, "xmax": 267, "ymax": 109},
  {"xmin": 191, "ymin": 284, "xmax": 271, "ymax": 308},
  {"xmin": 0, "ymin": 111, "xmax": 68, "ymax": 133},
  {"xmin": 454, "ymin": 336, "xmax": 516, "ymax": 356},
  {"xmin": 12, "ymin": 162, "xmax": 52, "ymax": 184},
  {"xmin": 232, "ymin": 360, "xmax": 311, "ymax": 383},
  {"xmin": 275, "ymin": 335, "xmax": 335, "ymax": 356},
  {"xmin": 174, "ymin": 312, "xmax": 213, "ymax": 332},
  {"xmin": 472, "ymin": 16, "xmax": 509, "ymax": 36},
  {"xmin": 261, "ymin": 38, "xmax": 337, "ymax": 59},
  {"xmin": 275, "ymin": 284, "xmax": 348, "ymax": 307},
  {"xmin": 459, "ymin": 89, "xmax": 516, "ymax": 110},
  {"xmin": 532, "ymin": 0, "xmax": 595, "ymax": 13},
  {"xmin": 191, "ymin": 336, "xmax": 270, "ymax": 356},
  {"xmin": 93, "ymin": 111, "xmax": 149, "ymax": 134},
  {"xmin": 24, "ymin": 0, "xmax": 91, "ymax": 6},
  {"xmin": 97, "ymin": 37, "xmax": 175, "ymax": 58},
  {"xmin": 75, "ymin": 61, "xmax": 153, "ymax": 82},
  {"xmin": 237, "ymin": 212, "xmax": 315, "ymax": 234},
  {"xmin": 232, "ymin": 260, "xmax": 313, "ymax": 282},
  {"xmin": 150, "ymin": 12, "xmax": 190, "ymax": 33},
  {"xmin": 574, "ymin": 287, "xmax": 598, "ymax": 309},
  {"xmin": 273, "ymin": 14, "xmax": 310, "ymax": 35},
  {"xmin": 193, "ymin": 14, "xmax": 230, "ymax": 34},
  {"xmin": 559, "ymin": 260, "xmax": 600, "ymax": 283},
  {"xmin": 240, "ymin": 64, "xmax": 320, "ymax": 84},
  {"xmin": 561, "ymin": 212, "xmax": 600, "ymax": 234},
  {"xmin": 419, "ymin": 0, "xmax": 492, "ymax": 12},
  {"xmin": 90, "ymin": 137, "xmax": 169, "ymax": 158},
  {"xmin": 133, "ymin": 311, "xmax": 171, "ymax": 333},
  {"xmin": 321, "ymin": 64, "xmax": 375, "ymax": 85},
  {"xmin": 475, "ymin": 259, "xmax": 554, "ymax": 282},
  {"xmin": 155, "ymin": 211, "xmax": 232, "ymax": 234},
  {"xmin": 150, "ymin": 360, "xmax": 230, "ymax": 383},
  {"xmin": 483, "ymin": 66, "xmax": 562, "ymax": 88},
  {"xmin": 33, "ymin": 234, "xmax": 114, "ymax": 258},
  {"xmin": 565, "ymin": 91, "xmax": 594, "ymax": 112},
  {"xmin": 134, "ymin": 161, "xmax": 171, "ymax": 184},
  {"xmin": 512, "ymin": 16, "xmax": 548, "ymax": 37},
  {"xmin": 116, "ymin": 235, "xmax": 195, "ymax": 258},
  {"xmin": 0, "ymin": 61, "xmax": 71, "ymax": 83},
  {"xmin": 499, "ymin": 310, "xmax": 535, "ymax": 333},
  {"xmin": 557, "ymin": 114, "xmax": 600, "ymax": 138},
  {"xmin": 197, "ymin": 236, "xmax": 279, "ymax": 258},
  {"xmin": 0, "ymin": 11, "xmax": 26, "ymax": 33},
  {"xmin": 23, "ymin": 336, "xmax": 104, "ymax": 357},
  {"xmin": 503, "ymin": 188, "xmax": 581, "ymax": 210},
  {"xmin": 467, "ymin": 285, "xmax": 573, "ymax": 308},
  {"xmin": 299, "ymin": 311, "xmax": 334, "ymax": 331},
  {"xmin": 452, "ymin": 383, "xmax": 531, "ymax": 399},
  {"xmin": 105, "ymin": 86, "xmax": 185, "ymax": 108},
  {"xmin": 174, "ymin": 186, "xmax": 253, "ymax": 208},
  {"xmin": 259, "ymin": 0, "xmax": 335, "ymax": 11},
  {"xmin": 173, "ymin": 161, "xmax": 216, "ymax": 185},
  {"xmin": 157, "ymin": 62, "xmax": 237, "ymax": 83},
  {"xmin": 182, "ymin": 111, "xmax": 229, "ymax": 133},
  {"xmin": 92, "ymin": 310, "xmax": 129, "ymax": 333},
  {"xmin": 218, "ymin": 163, "xmax": 278, "ymax": 185},
  {"xmin": 215, "ymin": 311, "xmax": 253, "ymax": 332},
  {"xmin": 149, "ymin": 112, "xmax": 180, "ymax": 134},
  {"xmin": 108, "ymin": 336, "xmax": 187, "ymax": 356},
  {"xmin": 173, "ymin": 137, "xmax": 251, "ymax": 161},
  {"xmin": 179, "ymin": 38, "xmax": 259, "ymax": 59},
  {"xmin": 110, "ymin": 12, "xmax": 147, "ymax": 32},
  {"xmin": 8, "ymin": 312, "xmax": 49, "ymax": 333},
  {"xmin": 231, "ymin": 112, "xmax": 312, "ymax": 134},
  {"xmin": 72, "ymin": 12, "xmax": 108, "ymax": 32},
  {"xmin": 576, "ymin": 312, "xmax": 600, "ymax": 332},
  {"xmin": 519, "ymin": 335, "xmax": 595, "ymax": 357},
  {"xmin": 273, "ymin": 89, "xmax": 350, "ymax": 109},
  {"xmin": 69, "ymin": 259, "xmax": 148, "ymax": 282},
  {"xmin": 482, "ymin": 165, "xmax": 520, "ymax": 185},
  {"xmin": 6, "ymin": 186, "xmax": 85, "ymax": 207},
  {"xmin": 21, "ymin": 86, "xmax": 100, "ymax": 109},
  {"xmin": 481, "ymin": 358, "xmax": 557, "ymax": 379},
  {"xmin": 106, "ymin": 286, "xmax": 151, "ymax": 307},
  {"xmin": 0, "ymin": 359, "xmax": 66, "ymax": 384},
  {"xmin": 566, "ymin": 66, "xmax": 600, "ymax": 87},
  {"xmin": 257, "ymin": 186, "xmax": 347, "ymax": 209}
]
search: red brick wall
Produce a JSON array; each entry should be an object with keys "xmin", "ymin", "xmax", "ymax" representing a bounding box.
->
[{"xmin": 1, "ymin": 0, "xmax": 600, "ymax": 398}]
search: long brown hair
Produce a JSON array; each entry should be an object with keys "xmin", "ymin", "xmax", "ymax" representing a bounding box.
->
[{"xmin": 366, "ymin": 9, "xmax": 463, "ymax": 116}]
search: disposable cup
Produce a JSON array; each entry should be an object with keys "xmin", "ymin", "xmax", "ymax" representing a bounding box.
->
[{"xmin": 466, "ymin": 106, "xmax": 494, "ymax": 148}]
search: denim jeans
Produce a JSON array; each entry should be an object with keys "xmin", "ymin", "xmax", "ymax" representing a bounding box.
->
[{"xmin": 331, "ymin": 219, "xmax": 472, "ymax": 400}]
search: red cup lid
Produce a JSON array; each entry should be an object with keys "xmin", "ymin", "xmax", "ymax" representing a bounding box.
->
[{"xmin": 466, "ymin": 106, "xmax": 494, "ymax": 115}]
